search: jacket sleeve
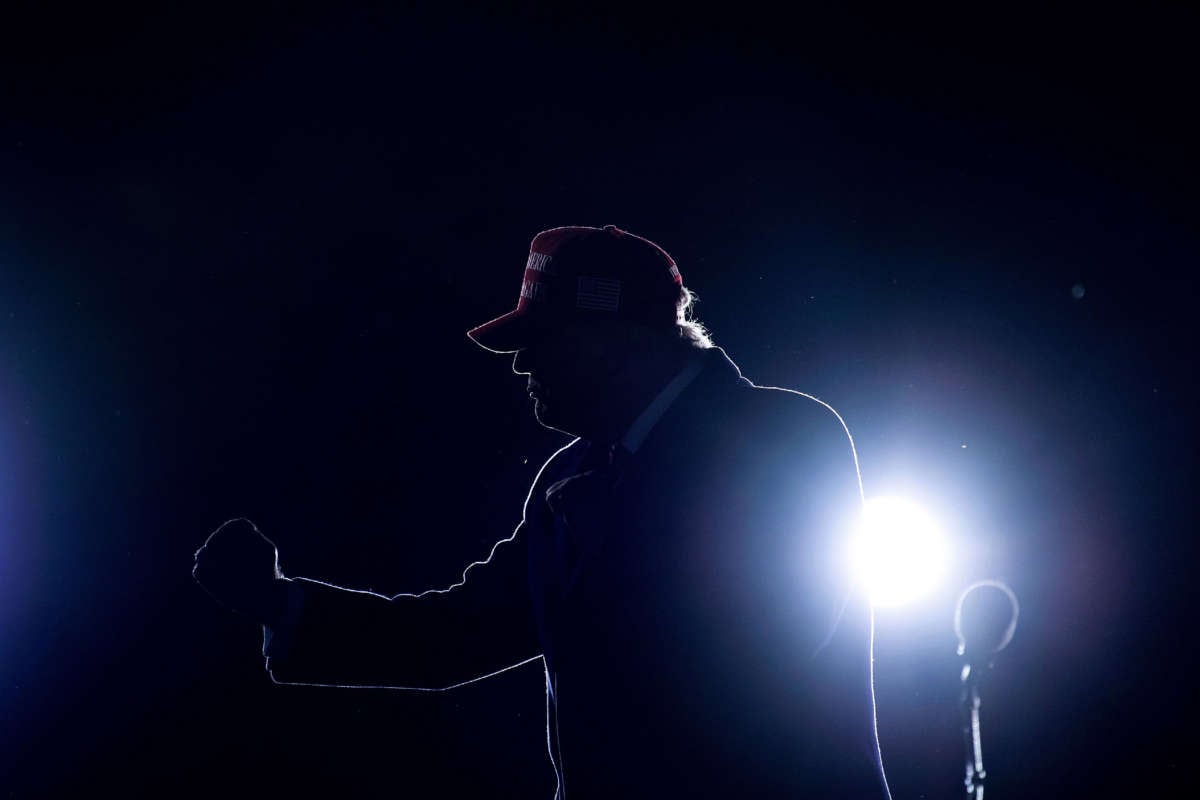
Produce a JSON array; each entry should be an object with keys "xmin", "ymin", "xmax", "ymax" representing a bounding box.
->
[
  {"xmin": 777, "ymin": 397, "xmax": 867, "ymax": 662},
  {"xmin": 668, "ymin": 391, "xmax": 884, "ymax": 794},
  {"xmin": 264, "ymin": 525, "xmax": 539, "ymax": 689},
  {"xmin": 712, "ymin": 392, "xmax": 866, "ymax": 659},
  {"xmin": 263, "ymin": 442, "xmax": 577, "ymax": 689}
]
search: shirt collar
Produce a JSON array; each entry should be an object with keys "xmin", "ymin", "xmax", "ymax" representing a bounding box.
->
[{"xmin": 619, "ymin": 351, "xmax": 707, "ymax": 454}]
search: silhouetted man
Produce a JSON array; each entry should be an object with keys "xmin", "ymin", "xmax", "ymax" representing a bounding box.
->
[{"xmin": 194, "ymin": 224, "xmax": 891, "ymax": 798}]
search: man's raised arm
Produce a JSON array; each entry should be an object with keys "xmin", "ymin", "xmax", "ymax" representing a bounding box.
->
[{"xmin": 193, "ymin": 483, "xmax": 548, "ymax": 691}]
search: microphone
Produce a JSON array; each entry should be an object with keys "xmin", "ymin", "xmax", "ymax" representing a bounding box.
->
[
  {"xmin": 955, "ymin": 579, "xmax": 1019, "ymax": 668},
  {"xmin": 954, "ymin": 580, "xmax": 1019, "ymax": 800}
]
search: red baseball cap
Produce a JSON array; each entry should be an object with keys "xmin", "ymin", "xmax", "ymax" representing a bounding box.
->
[{"xmin": 467, "ymin": 225, "xmax": 684, "ymax": 353}]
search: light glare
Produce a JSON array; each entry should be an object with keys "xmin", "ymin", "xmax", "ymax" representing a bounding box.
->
[{"xmin": 851, "ymin": 496, "xmax": 947, "ymax": 607}]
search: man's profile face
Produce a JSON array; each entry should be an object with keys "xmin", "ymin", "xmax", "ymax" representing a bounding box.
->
[{"xmin": 511, "ymin": 320, "xmax": 631, "ymax": 438}]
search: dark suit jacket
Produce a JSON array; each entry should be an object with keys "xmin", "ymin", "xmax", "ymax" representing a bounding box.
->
[{"xmin": 266, "ymin": 347, "xmax": 890, "ymax": 799}]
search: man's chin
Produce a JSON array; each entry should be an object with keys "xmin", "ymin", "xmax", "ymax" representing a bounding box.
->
[
  {"xmin": 532, "ymin": 401, "xmax": 557, "ymax": 428},
  {"xmin": 533, "ymin": 402, "xmax": 580, "ymax": 437}
]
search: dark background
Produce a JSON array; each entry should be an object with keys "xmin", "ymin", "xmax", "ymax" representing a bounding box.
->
[{"xmin": 1, "ymin": 2, "xmax": 1195, "ymax": 797}]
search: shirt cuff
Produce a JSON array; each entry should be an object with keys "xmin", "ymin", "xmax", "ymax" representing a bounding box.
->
[{"xmin": 262, "ymin": 579, "xmax": 306, "ymax": 660}]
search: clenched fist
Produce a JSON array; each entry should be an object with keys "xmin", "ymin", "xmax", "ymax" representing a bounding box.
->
[{"xmin": 193, "ymin": 518, "xmax": 289, "ymax": 627}]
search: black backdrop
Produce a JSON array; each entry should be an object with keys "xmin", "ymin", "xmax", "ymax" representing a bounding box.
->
[{"xmin": 1, "ymin": 3, "xmax": 1195, "ymax": 797}]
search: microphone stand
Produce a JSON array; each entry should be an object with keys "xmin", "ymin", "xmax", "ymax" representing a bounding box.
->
[
  {"xmin": 953, "ymin": 580, "xmax": 1019, "ymax": 800},
  {"xmin": 959, "ymin": 658, "xmax": 986, "ymax": 799}
]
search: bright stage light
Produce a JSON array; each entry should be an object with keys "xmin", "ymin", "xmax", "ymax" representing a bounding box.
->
[{"xmin": 850, "ymin": 496, "xmax": 948, "ymax": 607}]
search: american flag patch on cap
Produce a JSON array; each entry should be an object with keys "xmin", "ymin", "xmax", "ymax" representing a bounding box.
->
[{"xmin": 576, "ymin": 277, "xmax": 621, "ymax": 311}]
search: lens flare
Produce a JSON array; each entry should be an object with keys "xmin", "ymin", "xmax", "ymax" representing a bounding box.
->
[{"xmin": 850, "ymin": 496, "xmax": 948, "ymax": 607}]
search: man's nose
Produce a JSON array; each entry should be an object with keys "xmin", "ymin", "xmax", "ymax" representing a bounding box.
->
[{"xmin": 512, "ymin": 348, "xmax": 531, "ymax": 375}]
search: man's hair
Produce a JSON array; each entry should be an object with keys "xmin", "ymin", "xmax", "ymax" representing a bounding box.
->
[{"xmin": 675, "ymin": 286, "xmax": 714, "ymax": 349}]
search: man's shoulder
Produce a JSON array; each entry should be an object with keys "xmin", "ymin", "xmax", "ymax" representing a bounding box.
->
[
  {"xmin": 727, "ymin": 381, "xmax": 855, "ymax": 453},
  {"xmin": 695, "ymin": 349, "xmax": 851, "ymax": 438},
  {"xmin": 664, "ymin": 349, "xmax": 858, "ymax": 472}
]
